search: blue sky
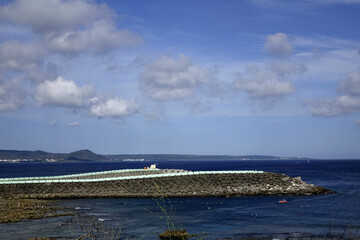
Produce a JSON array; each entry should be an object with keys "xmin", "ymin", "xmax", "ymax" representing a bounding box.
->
[{"xmin": 0, "ymin": 0, "xmax": 360, "ymax": 158}]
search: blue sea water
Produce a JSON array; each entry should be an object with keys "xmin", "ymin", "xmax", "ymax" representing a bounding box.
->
[{"xmin": 0, "ymin": 160, "xmax": 359, "ymax": 239}]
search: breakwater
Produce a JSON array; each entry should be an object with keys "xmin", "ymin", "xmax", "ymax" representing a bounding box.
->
[{"xmin": 0, "ymin": 169, "xmax": 333, "ymax": 199}]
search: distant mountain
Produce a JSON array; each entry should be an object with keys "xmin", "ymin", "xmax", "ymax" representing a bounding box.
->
[
  {"xmin": 0, "ymin": 149, "xmax": 106, "ymax": 162},
  {"xmin": 65, "ymin": 149, "xmax": 107, "ymax": 162},
  {"xmin": 0, "ymin": 149, "xmax": 312, "ymax": 163},
  {"xmin": 0, "ymin": 150, "xmax": 64, "ymax": 161}
]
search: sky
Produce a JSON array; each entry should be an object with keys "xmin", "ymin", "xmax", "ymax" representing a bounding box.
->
[{"xmin": 0, "ymin": 0, "xmax": 360, "ymax": 159}]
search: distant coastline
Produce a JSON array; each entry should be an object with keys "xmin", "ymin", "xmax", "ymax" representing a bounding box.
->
[{"xmin": 0, "ymin": 149, "xmax": 314, "ymax": 163}]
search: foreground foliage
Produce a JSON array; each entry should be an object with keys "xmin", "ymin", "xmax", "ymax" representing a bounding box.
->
[{"xmin": 0, "ymin": 198, "xmax": 72, "ymax": 223}]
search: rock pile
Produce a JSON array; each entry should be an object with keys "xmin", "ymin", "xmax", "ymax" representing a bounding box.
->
[{"xmin": 0, "ymin": 171, "xmax": 334, "ymax": 199}]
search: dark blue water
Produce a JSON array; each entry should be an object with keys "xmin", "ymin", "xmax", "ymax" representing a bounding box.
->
[{"xmin": 0, "ymin": 160, "xmax": 359, "ymax": 239}]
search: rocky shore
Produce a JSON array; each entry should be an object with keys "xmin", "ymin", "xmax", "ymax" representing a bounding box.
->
[
  {"xmin": 0, "ymin": 198, "xmax": 72, "ymax": 223},
  {"xmin": 0, "ymin": 169, "xmax": 334, "ymax": 199}
]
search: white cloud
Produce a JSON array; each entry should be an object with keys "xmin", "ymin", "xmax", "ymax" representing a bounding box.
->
[
  {"xmin": 139, "ymin": 54, "xmax": 213, "ymax": 101},
  {"xmin": 309, "ymin": 96, "xmax": 360, "ymax": 117},
  {"xmin": 90, "ymin": 97, "xmax": 140, "ymax": 118},
  {"xmin": 0, "ymin": 0, "xmax": 112, "ymax": 33},
  {"xmin": 338, "ymin": 71, "xmax": 360, "ymax": 96},
  {"xmin": 308, "ymin": 70, "xmax": 360, "ymax": 117},
  {"xmin": 0, "ymin": 78, "xmax": 24, "ymax": 112},
  {"xmin": 227, "ymin": 32, "xmax": 307, "ymax": 110},
  {"xmin": 0, "ymin": 0, "xmax": 142, "ymax": 57},
  {"xmin": 233, "ymin": 75, "xmax": 295, "ymax": 99},
  {"xmin": 34, "ymin": 77, "xmax": 140, "ymax": 120},
  {"xmin": 44, "ymin": 20, "xmax": 143, "ymax": 56},
  {"xmin": 355, "ymin": 119, "xmax": 360, "ymax": 126},
  {"xmin": 294, "ymin": 49, "xmax": 359, "ymax": 86},
  {"xmin": 67, "ymin": 121, "xmax": 80, "ymax": 127},
  {"xmin": 184, "ymin": 99, "xmax": 212, "ymax": 114},
  {"xmin": 232, "ymin": 64, "xmax": 295, "ymax": 107},
  {"xmin": 0, "ymin": 41, "xmax": 45, "ymax": 72},
  {"xmin": 0, "ymin": 0, "xmax": 142, "ymax": 122},
  {"xmin": 26, "ymin": 62, "xmax": 60, "ymax": 83},
  {"xmin": 268, "ymin": 62, "xmax": 307, "ymax": 77},
  {"xmin": 34, "ymin": 76, "xmax": 94, "ymax": 107},
  {"xmin": 0, "ymin": 41, "xmax": 60, "ymax": 83},
  {"xmin": 264, "ymin": 33, "xmax": 292, "ymax": 57}
]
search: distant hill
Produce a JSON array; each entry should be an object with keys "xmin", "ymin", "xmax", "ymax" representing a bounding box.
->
[
  {"xmin": 0, "ymin": 149, "xmax": 311, "ymax": 163},
  {"xmin": 0, "ymin": 150, "xmax": 64, "ymax": 161},
  {"xmin": 65, "ymin": 150, "xmax": 107, "ymax": 162},
  {"xmin": 0, "ymin": 149, "xmax": 106, "ymax": 162}
]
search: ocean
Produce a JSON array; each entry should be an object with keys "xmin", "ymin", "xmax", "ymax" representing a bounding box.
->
[{"xmin": 0, "ymin": 160, "xmax": 359, "ymax": 239}]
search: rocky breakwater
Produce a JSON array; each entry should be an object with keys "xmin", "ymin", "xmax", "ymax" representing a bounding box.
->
[{"xmin": 0, "ymin": 170, "xmax": 334, "ymax": 199}]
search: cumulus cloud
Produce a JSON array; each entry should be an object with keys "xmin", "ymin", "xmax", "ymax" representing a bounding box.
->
[
  {"xmin": 338, "ymin": 71, "xmax": 360, "ymax": 96},
  {"xmin": 34, "ymin": 76, "xmax": 94, "ymax": 107},
  {"xmin": 0, "ymin": 0, "xmax": 112, "ymax": 33},
  {"xmin": 44, "ymin": 20, "xmax": 143, "ymax": 56},
  {"xmin": 26, "ymin": 62, "xmax": 60, "ymax": 83},
  {"xmin": 33, "ymin": 77, "xmax": 140, "ymax": 120},
  {"xmin": 264, "ymin": 33, "xmax": 293, "ymax": 57},
  {"xmin": 0, "ymin": 78, "xmax": 24, "ymax": 112},
  {"xmin": 0, "ymin": 0, "xmax": 142, "ymax": 122},
  {"xmin": 232, "ymin": 64, "xmax": 296, "ymax": 107},
  {"xmin": 309, "ymin": 96, "xmax": 360, "ymax": 117},
  {"xmin": 107, "ymin": 55, "xmax": 147, "ymax": 72},
  {"xmin": 233, "ymin": 75, "xmax": 295, "ymax": 101},
  {"xmin": 268, "ymin": 62, "xmax": 307, "ymax": 77},
  {"xmin": 308, "ymin": 70, "xmax": 360, "ymax": 117},
  {"xmin": 139, "ymin": 54, "xmax": 213, "ymax": 101},
  {"xmin": 0, "ymin": 41, "xmax": 45, "ymax": 72},
  {"xmin": 184, "ymin": 99, "xmax": 212, "ymax": 114},
  {"xmin": 0, "ymin": 41, "xmax": 58, "ymax": 83},
  {"xmin": 231, "ymin": 33, "xmax": 305, "ymax": 109},
  {"xmin": 89, "ymin": 97, "xmax": 140, "ymax": 118},
  {"xmin": 0, "ymin": 0, "xmax": 142, "ymax": 57}
]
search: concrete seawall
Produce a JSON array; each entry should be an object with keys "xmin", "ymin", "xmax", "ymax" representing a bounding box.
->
[{"xmin": 0, "ymin": 169, "xmax": 333, "ymax": 199}]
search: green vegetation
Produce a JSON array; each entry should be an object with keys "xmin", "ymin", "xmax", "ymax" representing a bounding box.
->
[
  {"xmin": 0, "ymin": 149, "xmax": 106, "ymax": 162},
  {"xmin": 159, "ymin": 229, "xmax": 196, "ymax": 240},
  {"xmin": 152, "ymin": 182, "xmax": 205, "ymax": 240},
  {"xmin": 0, "ymin": 198, "xmax": 73, "ymax": 223}
]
